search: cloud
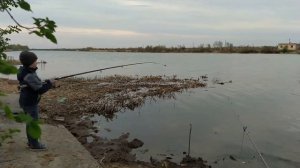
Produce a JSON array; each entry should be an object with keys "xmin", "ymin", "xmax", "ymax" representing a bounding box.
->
[
  {"xmin": 1, "ymin": 0, "xmax": 300, "ymax": 47},
  {"xmin": 57, "ymin": 27, "xmax": 149, "ymax": 36},
  {"xmin": 116, "ymin": 0, "xmax": 151, "ymax": 7}
]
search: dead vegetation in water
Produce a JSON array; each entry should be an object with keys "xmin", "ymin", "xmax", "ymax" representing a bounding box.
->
[
  {"xmin": 0, "ymin": 75, "xmax": 210, "ymax": 167},
  {"xmin": 40, "ymin": 75, "xmax": 206, "ymax": 121},
  {"xmin": 211, "ymin": 77, "xmax": 232, "ymax": 85},
  {"xmin": 38, "ymin": 75, "xmax": 209, "ymax": 167}
]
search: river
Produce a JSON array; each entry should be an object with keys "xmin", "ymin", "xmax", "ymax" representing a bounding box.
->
[{"xmin": 4, "ymin": 51, "xmax": 300, "ymax": 168}]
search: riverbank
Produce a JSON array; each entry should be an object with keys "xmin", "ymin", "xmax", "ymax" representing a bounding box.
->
[
  {"xmin": 0, "ymin": 76, "xmax": 211, "ymax": 168},
  {"xmin": 0, "ymin": 110, "xmax": 100, "ymax": 168}
]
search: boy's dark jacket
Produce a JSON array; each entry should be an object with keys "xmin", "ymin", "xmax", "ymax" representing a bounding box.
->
[{"xmin": 17, "ymin": 66, "xmax": 52, "ymax": 107}]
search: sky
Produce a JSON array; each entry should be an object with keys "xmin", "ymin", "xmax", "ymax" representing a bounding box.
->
[{"xmin": 1, "ymin": 0, "xmax": 300, "ymax": 48}]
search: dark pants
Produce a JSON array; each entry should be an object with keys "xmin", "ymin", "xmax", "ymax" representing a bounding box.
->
[{"xmin": 22, "ymin": 105, "xmax": 40, "ymax": 147}]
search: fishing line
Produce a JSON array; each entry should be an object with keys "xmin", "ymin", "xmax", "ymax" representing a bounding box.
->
[{"xmin": 227, "ymin": 96, "xmax": 271, "ymax": 168}]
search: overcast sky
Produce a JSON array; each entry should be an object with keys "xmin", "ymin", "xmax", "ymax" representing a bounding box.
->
[{"xmin": 1, "ymin": 0, "xmax": 300, "ymax": 48}]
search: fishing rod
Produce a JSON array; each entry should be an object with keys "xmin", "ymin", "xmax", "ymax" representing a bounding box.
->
[
  {"xmin": 54, "ymin": 61, "xmax": 157, "ymax": 80},
  {"xmin": 19, "ymin": 61, "xmax": 159, "ymax": 89}
]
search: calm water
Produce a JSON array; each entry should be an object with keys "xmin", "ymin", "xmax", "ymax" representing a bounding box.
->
[{"xmin": 4, "ymin": 51, "xmax": 300, "ymax": 168}]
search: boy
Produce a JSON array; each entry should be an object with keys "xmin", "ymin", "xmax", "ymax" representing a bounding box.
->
[{"xmin": 17, "ymin": 51, "xmax": 56, "ymax": 150}]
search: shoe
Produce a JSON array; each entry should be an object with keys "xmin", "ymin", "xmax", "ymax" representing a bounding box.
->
[{"xmin": 29, "ymin": 143, "xmax": 47, "ymax": 151}]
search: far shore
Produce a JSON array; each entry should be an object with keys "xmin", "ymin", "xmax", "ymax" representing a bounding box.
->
[
  {"xmin": 30, "ymin": 48, "xmax": 298, "ymax": 54},
  {"xmin": 5, "ymin": 45, "xmax": 300, "ymax": 54}
]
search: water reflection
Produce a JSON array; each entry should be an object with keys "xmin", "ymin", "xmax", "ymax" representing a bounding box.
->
[{"xmin": 37, "ymin": 60, "xmax": 47, "ymax": 70}]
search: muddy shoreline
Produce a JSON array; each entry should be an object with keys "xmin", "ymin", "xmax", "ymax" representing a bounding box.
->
[{"xmin": 0, "ymin": 76, "xmax": 211, "ymax": 168}]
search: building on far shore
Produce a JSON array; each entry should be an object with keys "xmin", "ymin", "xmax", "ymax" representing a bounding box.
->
[{"xmin": 278, "ymin": 42, "xmax": 300, "ymax": 51}]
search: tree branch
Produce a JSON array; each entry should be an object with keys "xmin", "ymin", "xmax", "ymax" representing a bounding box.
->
[{"xmin": 5, "ymin": 8, "xmax": 35, "ymax": 30}]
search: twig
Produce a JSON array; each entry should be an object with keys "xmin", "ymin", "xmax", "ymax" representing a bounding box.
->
[
  {"xmin": 188, "ymin": 123, "xmax": 192, "ymax": 156},
  {"xmin": 5, "ymin": 9, "xmax": 35, "ymax": 30},
  {"xmin": 99, "ymin": 155, "xmax": 106, "ymax": 168},
  {"xmin": 240, "ymin": 126, "xmax": 247, "ymax": 153}
]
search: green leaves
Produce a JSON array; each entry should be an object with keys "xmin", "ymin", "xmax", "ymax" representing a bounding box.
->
[
  {"xmin": 0, "ymin": 0, "xmax": 31, "ymax": 11},
  {"xmin": 45, "ymin": 31, "xmax": 57, "ymax": 44},
  {"xmin": 4, "ymin": 105, "xmax": 14, "ymax": 120},
  {"xmin": 1, "ymin": 0, "xmax": 58, "ymax": 46},
  {"xmin": 2, "ymin": 110, "xmax": 42, "ymax": 140},
  {"xmin": 1, "ymin": 0, "xmax": 31, "ymax": 11},
  {"xmin": 0, "ymin": 59, "xmax": 18, "ymax": 74},
  {"xmin": 1, "ymin": 26, "xmax": 22, "ymax": 60},
  {"xmin": 15, "ymin": 113, "xmax": 32, "ymax": 123},
  {"xmin": 0, "ymin": 0, "xmax": 49, "ymax": 146},
  {"xmin": 0, "ymin": 0, "xmax": 18, "ymax": 10},
  {"xmin": 31, "ymin": 17, "xmax": 57, "ymax": 44},
  {"xmin": 17, "ymin": 0, "xmax": 31, "ymax": 11},
  {"xmin": 0, "ymin": 26, "xmax": 22, "ymax": 36},
  {"xmin": 27, "ymin": 120, "xmax": 41, "ymax": 139},
  {"xmin": 16, "ymin": 113, "xmax": 42, "ymax": 139}
]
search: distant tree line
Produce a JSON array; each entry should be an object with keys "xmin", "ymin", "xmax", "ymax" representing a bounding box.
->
[
  {"xmin": 5, "ymin": 44, "xmax": 29, "ymax": 51},
  {"xmin": 14, "ymin": 41, "xmax": 292, "ymax": 54},
  {"xmin": 75, "ymin": 42, "xmax": 280, "ymax": 54}
]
